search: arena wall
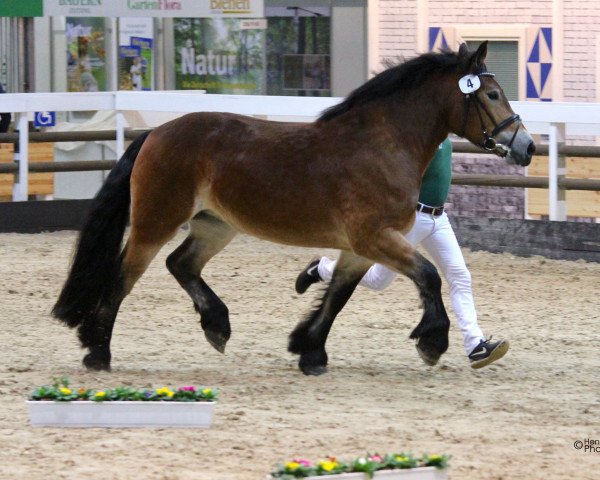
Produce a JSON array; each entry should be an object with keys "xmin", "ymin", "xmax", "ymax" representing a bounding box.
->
[{"xmin": 2, "ymin": 200, "xmax": 599, "ymax": 263}]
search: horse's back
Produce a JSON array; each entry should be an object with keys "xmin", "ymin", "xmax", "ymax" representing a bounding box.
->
[
  {"xmin": 131, "ymin": 111, "xmax": 418, "ymax": 250},
  {"xmin": 130, "ymin": 112, "xmax": 349, "ymax": 247}
]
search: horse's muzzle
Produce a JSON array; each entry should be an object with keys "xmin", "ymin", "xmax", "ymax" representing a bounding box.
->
[{"xmin": 506, "ymin": 131, "xmax": 535, "ymax": 167}]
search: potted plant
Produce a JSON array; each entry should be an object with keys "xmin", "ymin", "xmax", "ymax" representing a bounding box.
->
[
  {"xmin": 268, "ymin": 453, "xmax": 449, "ymax": 479},
  {"xmin": 26, "ymin": 377, "xmax": 217, "ymax": 428}
]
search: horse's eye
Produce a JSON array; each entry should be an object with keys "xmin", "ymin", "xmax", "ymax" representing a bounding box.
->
[{"xmin": 487, "ymin": 91, "xmax": 500, "ymax": 100}]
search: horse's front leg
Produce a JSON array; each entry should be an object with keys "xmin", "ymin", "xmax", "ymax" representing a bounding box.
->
[
  {"xmin": 353, "ymin": 227, "xmax": 451, "ymax": 366},
  {"xmin": 288, "ymin": 251, "xmax": 371, "ymax": 375}
]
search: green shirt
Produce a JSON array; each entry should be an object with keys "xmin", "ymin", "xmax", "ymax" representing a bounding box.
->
[{"xmin": 418, "ymin": 138, "xmax": 452, "ymax": 207}]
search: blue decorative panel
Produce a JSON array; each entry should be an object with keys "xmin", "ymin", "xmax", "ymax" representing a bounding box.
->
[
  {"xmin": 428, "ymin": 27, "xmax": 448, "ymax": 52},
  {"xmin": 526, "ymin": 27, "xmax": 552, "ymax": 101}
]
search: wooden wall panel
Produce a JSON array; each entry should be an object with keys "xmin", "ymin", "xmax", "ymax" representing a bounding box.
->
[
  {"xmin": 0, "ymin": 143, "xmax": 55, "ymax": 199},
  {"xmin": 527, "ymin": 155, "xmax": 600, "ymax": 218}
]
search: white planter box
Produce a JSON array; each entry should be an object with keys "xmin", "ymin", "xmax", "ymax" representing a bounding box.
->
[
  {"xmin": 26, "ymin": 401, "xmax": 215, "ymax": 428},
  {"xmin": 267, "ymin": 467, "xmax": 447, "ymax": 480}
]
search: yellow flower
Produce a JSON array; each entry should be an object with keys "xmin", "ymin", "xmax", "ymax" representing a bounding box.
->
[
  {"xmin": 395, "ymin": 456, "xmax": 409, "ymax": 462},
  {"xmin": 157, "ymin": 387, "xmax": 174, "ymax": 397},
  {"xmin": 95, "ymin": 391, "xmax": 106, "ymax": 398},
  {"xmin": 285, "ymin": 462, "xmax": 300, "ymax": 471},
  {"xmin": 202, "ymin": 388, "xmax": 212, "ymax": 395},
  {"xmin": 429, "ymin": 454, "xmax": 442, "ymax": 461},
  {"xmin": 319, "ymin": 461, "xmax": 338, "ymax": 472},
  {"xmin": 59, "ymin": 388, "xmax": 72, "ymax": 395}
]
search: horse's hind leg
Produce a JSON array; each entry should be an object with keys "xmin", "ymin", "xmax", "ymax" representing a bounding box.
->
[
  {"xmin": 289, "ymin": 251, "xmax": 371, "ymax": 375},
  {"xmin": 166, "ymin": 212, "xmax": 237, "ymax": 353},
  {"xmin": 81, "ymin": 229, "xmax": 178, "ymax": 371},
  {"xmin": 354, "ymin": 228, "xmax": 450, "ymax": 366}
]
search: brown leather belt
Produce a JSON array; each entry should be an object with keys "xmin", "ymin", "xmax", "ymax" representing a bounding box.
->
[{"xmin": 416, "ymin": 203, "xmax": 444, "ymax": 216}]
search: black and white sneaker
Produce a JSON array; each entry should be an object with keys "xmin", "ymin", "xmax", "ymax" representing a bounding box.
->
[
  {"xmin": 295, "ymin": 259, "xmax": 322, "ymax": 294},
  {"xmin": 468, "ymin": 337, "xmax": 509, "ymax": 369}
]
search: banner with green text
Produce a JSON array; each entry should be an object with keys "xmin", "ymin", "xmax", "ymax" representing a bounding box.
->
[
  {"xmin": 44, "ymin": 0, "xmax": 264, "ymax": 18},
  {"xmin": 174, "ymin": 17, "xmax": 265, "ymax": 93}
]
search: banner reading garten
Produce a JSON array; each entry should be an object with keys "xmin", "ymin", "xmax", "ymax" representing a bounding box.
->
[
  {"xmin": 174, "ymin": 18, "xmax": 265, "ymax": 93},
  {"xmin": 43, "ymin": 0, "xmax": 264, "ymax": 18}
]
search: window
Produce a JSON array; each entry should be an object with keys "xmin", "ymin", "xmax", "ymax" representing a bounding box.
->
[{"xmin": 467, "ymin": 40, "xmax": 519, "ymax": 101}]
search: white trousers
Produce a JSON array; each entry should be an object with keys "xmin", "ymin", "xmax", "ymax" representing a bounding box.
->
[{"xmin": 317, "ymin": 211, "xmax": 484, "ymax": 355}]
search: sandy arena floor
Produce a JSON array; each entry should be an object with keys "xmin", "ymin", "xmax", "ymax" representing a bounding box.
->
[{"xmin": 0, "ymin": 230, "xmax": 599, "ymax": 479}]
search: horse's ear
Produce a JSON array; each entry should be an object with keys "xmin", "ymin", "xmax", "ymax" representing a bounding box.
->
[
  {"xmin": 469, "ymin": 41, "xmax": 488, "ymax": 71},
  {"xmin": 458, "ymin": 43, "xmax": 470, "ymax": 58}
]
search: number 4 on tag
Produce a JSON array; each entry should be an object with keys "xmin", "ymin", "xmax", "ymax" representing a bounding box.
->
[{"xmin": 459, "ymin": 74, "xmax": 481, "ymax": 94}]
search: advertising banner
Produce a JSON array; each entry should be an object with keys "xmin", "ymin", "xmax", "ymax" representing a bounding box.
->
[
  {"xmin": 265, "ymin": 9, "xmax": 330, "ymax": 96},
  {"xmin": 44, "ymin": 0, "xmax": 264, "ymax": 18},
  {"xmin": 174, "ymin": 17, "xmax": 265, "ymax": 93},
  {"xmin": 66, "ymin": 17, "xmax": 107, "ymax": 92},
  {"xmin": 119, "ymin": 18, "xmax": 154, "ymax": 90}
]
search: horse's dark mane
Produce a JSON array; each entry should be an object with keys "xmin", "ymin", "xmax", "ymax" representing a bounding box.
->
[{"xmin": 319, "ymin": 49, "xmax": 482, "ymax": 123}]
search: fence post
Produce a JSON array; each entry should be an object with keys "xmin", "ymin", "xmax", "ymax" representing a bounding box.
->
[
  {"xmin": 12, "ymin": 113, "xmax": 29, "ymax": 202},
  {"xmin": 548, "ymin": 122, "xmax": 566, "ymax": 221}
]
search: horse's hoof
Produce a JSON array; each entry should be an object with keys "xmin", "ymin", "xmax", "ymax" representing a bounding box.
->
[
  {"xmin": 83, "ymin": 353, "xmax": 111, "ymax": 371},
  {"xmin": 300, "ymin": 364, "xmax": 328, "ymax": 376},
  {"xmin": 204, "ymin": 329, "xmax": 228, "ymax": 354},
  {"xmin": 415, "ymin": 341, "xmax": 441, "ymax": 366}
]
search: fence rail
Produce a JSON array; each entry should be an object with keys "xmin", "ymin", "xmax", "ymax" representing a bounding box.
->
[
  {"xmin": 0, "ymin": 160, "xmax": 116, "ymax": 174},
  {"xmin": 1, "ymin": 91, "xmax": 599, "ymax": 220},
  {"xmin": 1, "ymin": 131, "xmax": 600, "ymax": 157},
  {"xmin": 452, "ymin": 174, "xmax": 600, "ymax": 191},
  {"xmin": 0, "ymin": 130, "xmax": 142, "ymax": 143}
]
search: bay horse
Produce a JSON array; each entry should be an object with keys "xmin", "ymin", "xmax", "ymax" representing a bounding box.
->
[{"xmin": 53, "ymin": 42, "xmax": 535, "ymax": 375}]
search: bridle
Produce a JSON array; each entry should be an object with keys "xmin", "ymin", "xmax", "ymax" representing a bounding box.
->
[{"xmin": 460, "ymin": 72, "xmax": 521, "ymax": 156}]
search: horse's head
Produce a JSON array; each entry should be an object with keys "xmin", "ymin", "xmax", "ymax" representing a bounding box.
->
[{"xmin": 450, "ymin": 41, "xmax": 535, "ymax": 166}]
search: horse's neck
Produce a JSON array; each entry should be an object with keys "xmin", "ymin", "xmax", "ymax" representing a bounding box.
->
[{"xmin": 379, "ymin": 94, "xmax": 450, "ymax": 173}]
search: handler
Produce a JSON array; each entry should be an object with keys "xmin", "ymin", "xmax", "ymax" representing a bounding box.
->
[{"xmin": 295, "ymin": 138, "xmax": 509, "ymax": 369}]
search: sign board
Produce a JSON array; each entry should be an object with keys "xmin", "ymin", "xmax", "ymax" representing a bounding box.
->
[
  {"xmin": 175, "ymin": 17, "xmax": 265, "ymax": 93},
  {"xmin": 240, "ymin": 19, "xmax": 267, "ymax": 30},
  {"xmin": 66, "ymin": 17, "xmax": 107, "ymax": 92},
  {"xmin": 34, "ymin": 111, "xmax": 56, "ymax": 127},
  {"xmin": 0, "ymin": 0, "xmax": 43, "ymax": 17},
  {"xmin": 119, "ymin": 18, "xmax": 154, "ymax": 91},
  {"xmin": 43, "ymin": 0, "xmax": 264, "ymax": 18}
]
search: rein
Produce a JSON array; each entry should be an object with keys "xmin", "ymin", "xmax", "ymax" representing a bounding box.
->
[{"xmin": 460, "ymin": 72, "xmax": 521, "ymax": 156}]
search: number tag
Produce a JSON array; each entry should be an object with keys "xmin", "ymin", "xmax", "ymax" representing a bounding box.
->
[{"xmin": 459, "ymin": 74, "xmax": 481, "ymax": 94}]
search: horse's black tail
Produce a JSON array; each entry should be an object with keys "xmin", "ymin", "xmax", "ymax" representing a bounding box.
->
[{"xmin": 52, "ymin": 131, "xmax": 151, "ymax": 328}]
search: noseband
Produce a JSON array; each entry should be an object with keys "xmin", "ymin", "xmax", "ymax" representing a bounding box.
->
[{"xmin": 460, "ymin": 72, "xmax": 521, "ymax": 156}]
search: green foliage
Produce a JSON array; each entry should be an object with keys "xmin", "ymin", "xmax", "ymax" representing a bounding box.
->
[
  {"xmin": 421, "ymin": 453, "xmax": 451, "ymax": 469},
  {"xmin": 385, "ymin": 452, "xmax": 419, "ymax": 469},
  {"xmin": 29, "ymin": 378, "xmax": 216, "ymax": 403}
]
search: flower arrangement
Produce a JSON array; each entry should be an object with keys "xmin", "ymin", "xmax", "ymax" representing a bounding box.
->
[
  {"xmin": 29, "ymin": 377, "xmax": 217, "ymax": 402},
  {"xmin": 271, "ymin": 453, "xmax": 449, "ymax": 479}
]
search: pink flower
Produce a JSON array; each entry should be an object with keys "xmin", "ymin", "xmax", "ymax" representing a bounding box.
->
[
  {"xmin": 369, "ymin": 455, "xmax": 383, "ymax": 463},
  {"xmin": 294, "ymin": 459, "xmax": 312, "ymax": 467},
  {"xmin": 179, "ymin": 386, "xmax": 196, "ymax": 392}
]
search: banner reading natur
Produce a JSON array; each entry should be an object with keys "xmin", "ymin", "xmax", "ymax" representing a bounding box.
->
[{"xmin": 175, "ymin": 18, "xmax": 265, "ymax": 94}]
